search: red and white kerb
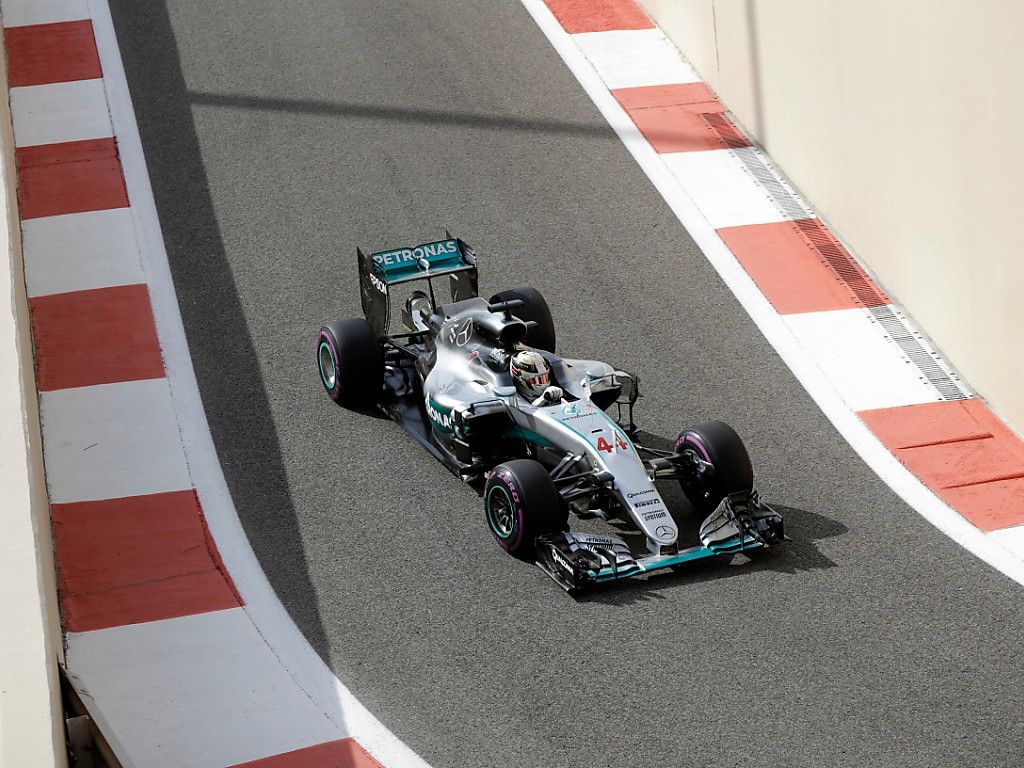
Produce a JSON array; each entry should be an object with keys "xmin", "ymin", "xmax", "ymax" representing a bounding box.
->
[
  {"xmin": 3, "ymin": 0, "xmax": 387, "ymax": 765},
  {"xmin": 537, "ymin": 0, "xmax": 1024, "ymax": 534}
]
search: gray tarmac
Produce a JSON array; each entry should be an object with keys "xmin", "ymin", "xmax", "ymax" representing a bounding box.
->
[{"xmin": 109, "ymin": 1, "xmax": 1024, "ymax": 766}]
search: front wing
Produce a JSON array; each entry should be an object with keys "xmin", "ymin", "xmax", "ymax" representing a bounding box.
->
[{"xmin": 535, "ymin": 492, "xmax": 785, "ymax": 593}]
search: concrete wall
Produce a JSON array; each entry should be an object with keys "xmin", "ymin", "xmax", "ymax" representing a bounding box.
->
[
  {"xmin": 0, "ymin": 29, "xmax": 67, "ymax": 768},
  {"xmin": 639, "ymin": 0, "xmax": 1024, "ymax": 437}
]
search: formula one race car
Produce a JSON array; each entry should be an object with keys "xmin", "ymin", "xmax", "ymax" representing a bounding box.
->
[{"xmin": 317, "ymin": 235, "xmax": 784, "ymax": 592}]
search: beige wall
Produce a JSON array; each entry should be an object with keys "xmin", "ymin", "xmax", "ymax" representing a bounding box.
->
[
  {"xmin": 640, "ymin": 0, "xmax": 1024, "ymax": 437},
  {"xmin": 0, "ymin": 29, "xmax": 67, "ymax": 768}
]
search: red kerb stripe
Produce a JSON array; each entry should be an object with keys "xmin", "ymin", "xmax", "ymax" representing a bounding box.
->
[
  {"xmin": 718, "ymin": 221, "xmax": 887, "ymax": 314},
  {"xmin": 17, "ymin": 137, "xmax": 129, "ymax": 220},
  {"xmin": 544, "ymin": 0, "xmax": 653, "ymax": 33},
  {"xmin": 53, "ymin": 490, "xmax": 242, "ymax": 632},
  {"xmin": 228, "ymin": 738, "xmax": 384, "ymax": 768},
  {"xmin": 17, "ymin": 137, "xmax": 119, "ymax": 168},
  {"xmin": 612, "ymin": 84, "xmax": 748, "ymax": 154},
  {"xmin": 31, "ymin": 283, "xmax": 165, "ymax": 391},
  {"xmin": 860, "ymin": 401, "xmax": 1024, "ymax": 531},
  {"xmin": 613, "ymin": 83, "xmax": 720, "ymax": 111},
  {"xmin": 5, "ymin": 20, "xmax": 102, "ymax": 88}
]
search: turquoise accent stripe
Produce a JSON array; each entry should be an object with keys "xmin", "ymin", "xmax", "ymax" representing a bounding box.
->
[
  {"xmin": 590, "ymin": 540, "xmax": 765, "ymax": 582},
  {"xmin": 317, "ymin": 340, "xmax": 335, "ymax": 390},
  {"xmin": 507, "ymin": 425, "xmax": 555, "ymax": 448},
  {"xmin": 370, "ymin": 239, "xmax": 462, "ymax": 282}
]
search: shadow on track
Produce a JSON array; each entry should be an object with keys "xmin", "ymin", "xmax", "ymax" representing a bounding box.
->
[
  {"xmin": 108, "ymin": 0, "xmax": 334, "ymax": 657},
  {"xmin": 188, "ymin": 90, "xmax": 616, "ymax": 138},
  {"xmin": 575, "ymin": 503, "xmax": 846, "ymax": 607},
  {"xmin": 568, "ymin": 425, "xmax": 846, "ymax": 606}
]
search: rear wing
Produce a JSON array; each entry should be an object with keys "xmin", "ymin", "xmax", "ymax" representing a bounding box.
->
[{"xmin": 358, "ymin": 234, "xmax": 478, "ymax": 335}]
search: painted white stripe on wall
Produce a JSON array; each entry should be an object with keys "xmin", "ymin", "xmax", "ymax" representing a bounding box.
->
[
  {"xmin": 66, "ymin": 608, "xmax": 345, "ymax": 768},
  {"xmin": 572, "ymin": 29, "xmax": 699, "ymax": 90},
  {"xmin": 662, "ymin": 148, "xmax": 790, "ymax": 229},
  {"xmin": 11, "ymin": 79, "xmax": 112, "ymax": 147},
  {"xmin": 23, "ymin": 209, "xmax": 144, "ymax": 297},
  {"xmin": 784, "ymin": 307, "xmax": 945, "ymax": 412},
  {"xmin": 1, "ymin": 0, "xmax": 89, "ymax": 27},
  {"xmin": 40, "ymin": 378, "xmax": 191, "ymax": 503}
]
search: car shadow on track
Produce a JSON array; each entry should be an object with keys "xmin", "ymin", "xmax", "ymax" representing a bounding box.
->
[
  {"xmin": 574, "ymin": 504, "xmax": 846, "ymax": 606},
  {"xmin": 572, "ymin": 431, "xmax": 847, "ymax": 606}
]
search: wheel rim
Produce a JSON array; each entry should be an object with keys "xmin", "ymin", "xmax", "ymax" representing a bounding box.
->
[
  {"xmin": 487, "ymin": 485, "xmax": 516, "ymax": 539},
  {"xmin": 318, "ymin": 340, "xmax": 337, "ymax": 391}
]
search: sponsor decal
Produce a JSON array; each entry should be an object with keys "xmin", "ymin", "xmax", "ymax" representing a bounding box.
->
[
  {"xmin": 627, "ymin": 488, "xmax": 656, "ymax": 499},
  {"xmin": 489, "ymin": 347, "xmax": 509, "ymax": 365},
  {"xmin": 550, "ymin": 548, "xmax": 574, "ymax": 573},
  {"xmin": 573, "ymin": 533, "xmax": 618, "ymax": 547},
  {"xmin": 447, "ymin": 317, "xmax": 474, "ymax": 347},
  {"xmin": 426, "ymin": 399, "xmax": 454, "ymax": 431},
  {"xmin": 655, "ymin": 525, "xmax": 676, "ymax": 540},
  {"xmin": 640, "ymin": 509, "xmax": 669, "ymax": 522},
  {"xmin": 467, "ymin": 349, "xmax": 480, "ymax": 362},
  {"xmin": 634, "ymin": 498, "xmax": 661, "ymax": 509},
  {"xmin": 368, "ymin": 272, "xmax": 387, "ymax": 293},
  {"xmin": 560, "ymin": 404, "xmax": 597, "ymax": 421},
  {"xmin": 372, "ymin": 239, "xmax": 458, "ymax": 268}
]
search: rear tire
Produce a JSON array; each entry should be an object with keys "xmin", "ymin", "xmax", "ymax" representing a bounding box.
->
[
  {"xmin": 317, "ymin": 318, "xmax": 383, "ymax": 407},
  {"xmin": 484, "ymin": 459, "xmax": 566, "ymax": 558},
  {"xmin": 674, "ymin": 420, "xmax": 753, "ymax": 514},
  {"xmin": 489, "ymin": 287, "xmax": 556, "ymax": 352}
]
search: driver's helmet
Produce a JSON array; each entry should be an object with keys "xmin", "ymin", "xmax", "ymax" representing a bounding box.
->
[{"xmin": 510, "ymin": 350, "xmax": 552, "ymax": 399}]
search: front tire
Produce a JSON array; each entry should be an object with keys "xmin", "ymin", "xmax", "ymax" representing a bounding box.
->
[
  {"xmin": 674, "ymin": 420, "xmax": 754, "ymax": 513},
  {"xmin": 484, "ymin": 459, "xmax": 566, "ymax": 557},
  {"xmin": 317, "ymin": 318, "xmax": 383, "ymax": 407},
  {"xmin": 489, "ymin": 287, "xmax": 556, "ymax": 352}
]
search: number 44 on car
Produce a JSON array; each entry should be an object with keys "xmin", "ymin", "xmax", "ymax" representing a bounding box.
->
[{"xmin": 317, "ymin": 234, "xmax": 785, "ymax": 593}]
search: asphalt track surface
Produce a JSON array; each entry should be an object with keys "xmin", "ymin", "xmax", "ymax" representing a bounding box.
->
[{"xmin": 110, "ymin": 2, "xmax": 1024, "ymax": 766}]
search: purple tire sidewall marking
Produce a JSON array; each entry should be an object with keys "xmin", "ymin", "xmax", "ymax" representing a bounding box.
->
[
  {"xmin": 318, "ymin": 330, "xmax": 342, "ymax": 400},
  {"xmin": 676, "ymin": 432, "xmax": 712, "ymax": 464},
  {"xmin": 491, "ymin": 470, "xmax": 526, "ymax": 552}
]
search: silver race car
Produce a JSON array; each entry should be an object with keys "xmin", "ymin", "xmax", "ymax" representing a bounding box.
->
[{"xmin": 317, "ymin": 235, "xmax": 784, "ymax": 592}]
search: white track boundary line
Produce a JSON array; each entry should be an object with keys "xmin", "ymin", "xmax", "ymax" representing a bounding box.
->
[
  {"xmin": 518, "ymin": 0, "xmax": 1024, "ymax": 586},
  {"xmin": 86, "ymin": 0, "xmax": 432, "ymax": 764}
]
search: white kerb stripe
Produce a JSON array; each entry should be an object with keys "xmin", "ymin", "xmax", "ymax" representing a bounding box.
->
[
  {"xmin": 23, "ymin": 209, "xmax": 144, "ymax": 297},
  {"xmin": 784, "ymin": 307, "xmax": 946, "ymax": 412},
  {"xmin": 40, "ymin": 378, "xmax": 192, "ymax": 504},
  {"xmin": 10, "ymin": 79, "xmax": 113, "ymax": 147},
  {"xmin": 987, "ymin": 524, "xmax": 1024, "ymax": 557},
  {"xmin": 66, "ymin": 609, "xmax": 345, "ymax": 768},
  {"xmin": 662, "ymin": 148, "xmax": 792, "ymax": 229},
  {"xmin": 0, "ymin": 0, "xmax": 89, "ymax": 27},
  {"xmin": 572, "ymin": 29, "xmax": 700, "ymax": 90}
]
